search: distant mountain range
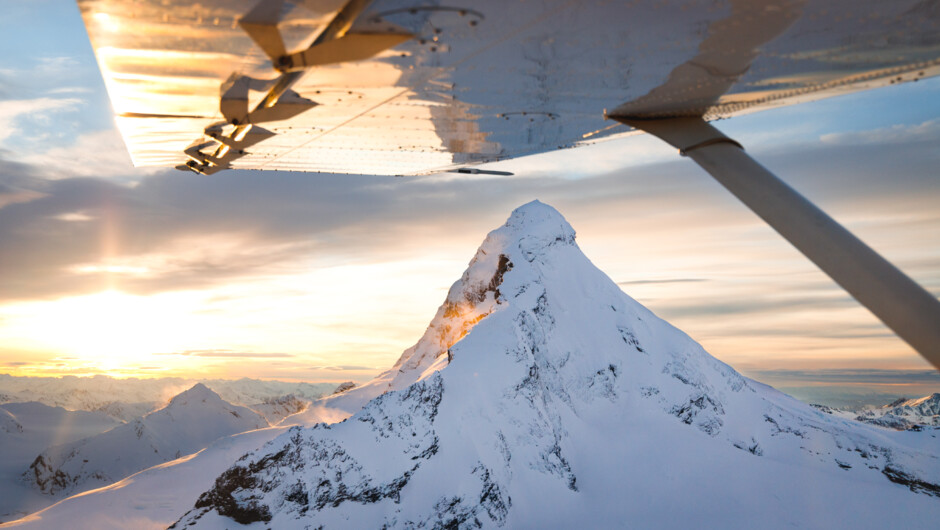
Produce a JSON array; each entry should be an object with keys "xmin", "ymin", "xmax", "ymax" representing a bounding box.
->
[
  {"xmin": 5, "ymin": 202, "xmax": 938, "ymax": 529},
  {"xmin": 0, "ymin": 375, "xmax": 340, "ymax": 421},
  {"xmin": 0, "ymin": 383, "xmax": 324, "ymax": 522},
  {"xmin": 814, "ymin": 393, "xmax": 940, "ymax": 430},
  {"xmin": 26, "ymin": 384, "xmax": 268, "ymax": 499}
]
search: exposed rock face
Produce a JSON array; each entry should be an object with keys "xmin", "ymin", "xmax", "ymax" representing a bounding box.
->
[
  {"xmin": 250, "ymin": 395, "xmax": 310, "ymax": 426},
  {"xmin": 331, "ymin": 382, "xmax": 357, "ymax": 395},
  {"xmin": 857, "ymin": 394, "xmax": 940, "ymax": 430},
  {"xmin": 173, "ymin": 201, "xmax": 940, "ymax": 529}
]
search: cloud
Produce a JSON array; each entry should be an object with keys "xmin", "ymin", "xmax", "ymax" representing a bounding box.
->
[
  {"xmin": 820, "ymin": 119, "xmax": 940, "ymax": 146},
  {"xmin": 308, "ymin": 365, "xmax": 376, "ymax": 371},
  {"xmin": 16, "ymin": 129, "xmax": 144, "ymax": 180},
  {"xmin": 52, "ymin": 211, "xmax": 94, "ymax": 222},
  {"xmin": 654, "ymin": 293, "xmax": 858, "ymax": 320},
  {"xmin": 722, "ymin": 326, "xmax": 894, "ymax": 340},
  {"xmin": 0, "ymin": 57, "xmax": 130, "ymax": 180},
  {"xmin": 0, "ymin": 187, "xmax": 45, "ymax": 209},
  {"xmin": 0, "ymin": 56, "xmax": 89, "ymax": 99},
  {"xmin": 0, "ymin": 97, "xmax": 82, "ymax": 144},
  {"xmin": 0, "ymin": 127, "xmax": 936, "ymax": 307},
  {"xmin": 44, "ymin": 87, "xmax": 95, "ymax": 96},
  {"xmin": 749, "ymin": 368, "xmax": 940, "ymax": 384},
  {"xmin": 0, "ymin": 155, "xmax": 51, "ymax": 207},
  {"xmin": 618, "ymin": 279, "xmax": 708, "ymax": 286},
  {"xmin": 0, "ymin": 155, "xmax": 717, "ymax": 301},
  {"xmin": 157, "ymin": 349, "xmax": 295, "ymax": 358},
  {"xmin": 34, "ymin": 57, "xmax": 81, "ymax": 75}
]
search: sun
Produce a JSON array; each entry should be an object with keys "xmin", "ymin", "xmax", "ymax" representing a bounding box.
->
[{"xmin": 1, "ymin": 290, "xmax": 206, "ymax": 368}]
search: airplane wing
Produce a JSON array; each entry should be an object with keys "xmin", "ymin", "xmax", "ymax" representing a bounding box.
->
[{"xmin": 77, "ymin": 0, "xmax": 940, "ymax": 176}]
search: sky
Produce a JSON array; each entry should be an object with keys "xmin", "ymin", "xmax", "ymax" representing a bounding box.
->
[{"xmin": 0, "ymin": 0, "xmax": 938, "ymax": 406}]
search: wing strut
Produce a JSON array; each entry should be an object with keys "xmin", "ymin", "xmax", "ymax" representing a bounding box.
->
[
  {"xmin": 614, "ymin": 116, "xmax": 940, "ymax": 370},
  {"xmin": 179, "ymin": 0, "xmax": 412, "ymax": 175}
]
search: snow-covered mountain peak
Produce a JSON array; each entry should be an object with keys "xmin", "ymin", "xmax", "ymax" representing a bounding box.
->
[
  {"xmin": 466, "ymin": 200, "xmax": 575, "ymax": 293},
  {"xmin": 845, "ymin": 392, "xmax": 940, "ymax": 429},
  {"xmin": 905, "ymin": 393, "xmax": 940, "ymax": 408},
  {"xmin": 487, "ymin": 199, "xmax": 576, "ymax": 251},
  {"xmin": 174, "ymin": 201, "xmax": 940, "ymax": 529},
  {"xmin": 398, "ymin": 201, "xmax": 585, "ymax": 372},
  {"xmin": 167, "ymin": 383, "xmax": 221, "ymax": 408},
  {"xmin": 295, "ymin": 199, "xmax": 738, "ymax": 426},
  {"xmin": 291, "ymin": 201, "xmax": 585, "ymax": 423}
]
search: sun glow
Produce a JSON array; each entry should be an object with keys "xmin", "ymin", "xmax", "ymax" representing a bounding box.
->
[
  {"xmin": 0, "ymin": 256, "xmax": 470, "ymax": 380},
  {"xmin": 0, "ymin": 290, "xmax": 207, "ymax": 364}
]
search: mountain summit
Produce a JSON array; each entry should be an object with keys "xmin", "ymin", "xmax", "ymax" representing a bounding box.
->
[
  {"xmin": 851, "ymin": 393, "xmax": 940, "ymax": 430},
  {"xmin": 26, "ymin": 384, "xmax": 268, "ymax": 499},
  {"xmin": 294, "ymin": 200, "xmax": 577, "ymax": 424},
  {"xmin": 175, "ymin": 202, "xmax": 940, "ymax": 529}
]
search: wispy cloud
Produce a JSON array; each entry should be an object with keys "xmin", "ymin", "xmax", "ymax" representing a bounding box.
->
[
  {"xmin": 820, "ymin": 118, "xmax": 940, "ymax": 146},
  {"xmin": 34, "ymin": 57, "xmax": 81, "ymax": 75},
  {"xmin": 0, "ymin": 97, "xmax": 82, "ymax": 144},
  {"xmin": 44, "ymin": 87, "xmax": 95, "ymax": 96},
  {"xmin": 0, "ymin": 56, "xmax": 134, "ymax": 181},
  {"xmin": 17, "ymin": 129, "xmax": 150, "ymax": 180},
  {"xmin": 618, "ymin": 279, "xmax": 708, "ymax": 286},
  {"xmin": 655, "ymin": 293, "xmax": 858, "ymax": 319},
  {"xmin": 157, "ymin": 349, "xmax": 295, "ymax": 359},
  {"xmin": 0, "ymin": 129, "xmax": 936, "ymax": 307},
  {"xmin": 0, "ymin": 155, "xmax": 50, "ymax": 208},
  {"xmin": 0, "ymin": 56, "xmax": 86, "ymax": 98},
  {"xmin": 51, "ymin": 211, "xmax": 94, "ymax": 222},
  {"xmin": 749, "ymin": 368, "xmax": 940, "ymax": 384},
  {"xmin": 307, "ymin": 365, "xmax": 376, "ymax": 371}
]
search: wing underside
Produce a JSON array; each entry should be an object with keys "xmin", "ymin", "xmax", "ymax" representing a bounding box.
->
[{"xmin": 77, "ymin": 0, "xmax": 940, "ymax": 175}]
